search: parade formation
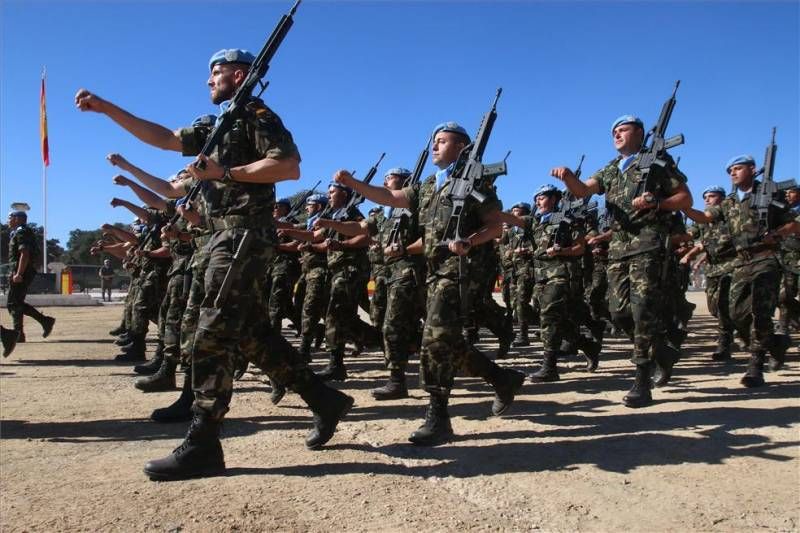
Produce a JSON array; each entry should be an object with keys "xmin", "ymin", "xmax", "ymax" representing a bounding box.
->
[{"xmin": 3, "ymin": 1, "xmax": 798, "ymax": 484}]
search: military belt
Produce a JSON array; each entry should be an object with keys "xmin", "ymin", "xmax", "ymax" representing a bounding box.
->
[
  {"xmin": 206, "ymin": 215, "xmax": 266, "ymax": 232},
  {"xmin": 736, "ymin": 243, "xmax": 776, "ymax": 261}
]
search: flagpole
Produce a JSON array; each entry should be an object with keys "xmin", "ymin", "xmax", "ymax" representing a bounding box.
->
[{"xmin": 41, "ymin": 66, "xmax": 48, "ymax": 273}]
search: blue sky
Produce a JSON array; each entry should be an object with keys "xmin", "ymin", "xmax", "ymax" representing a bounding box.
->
[{"xmin": 2, "ymin": 0, "xmax": 798, "ymax": 247}]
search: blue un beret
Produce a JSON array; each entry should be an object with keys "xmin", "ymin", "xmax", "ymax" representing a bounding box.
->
[
  {"xmin": 275, "ymin": 198, "xmax": 292, "ymax": 208},
  {"xmin": 433, "ymin": 121, "xmax": 471, "ymax": 141},
  {"xmin": 192, "ymin": 114, "xmax": 217, "ymax": 127},
  {"xmin": 511, "ymin": 202, "xmax": 532, "ymax": 213},
  {"xmin": 702, "ymin": 186, "xmax": 726, "ymax": 197},
  {"xmin": 611, "ymin": 114, "xmax": 644, "ymax": 132},
  {"xmin": 384, "ymin": 167, "xmax": 412, "ymax": 179},
  {"xmin": 534, "ymin": 184, "xmax": 561, "ymax": 200},
  {"xmin": 328, "ymin": 182, "xmax": 353, "ymax": 196},
  {"xmin": 725, "ymin": 154, "xmax": 756, "ymax": 172},
  {"xmin": 208, "ymin": 49, "xmax": 255, "ymax": 71},
  {"xmin": 8, "ymin": 210, "xmax": 27, "ymax": 218},
  {"xmin": 306, "ymin": 193, "xmax": 327, "ymax": 205}
]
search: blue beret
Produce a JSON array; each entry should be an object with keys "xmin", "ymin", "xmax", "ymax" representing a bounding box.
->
[
  {"xmin": 511, "ymin": 202, "xmax": 531, "ymax": 213},
  {"xmin": 8, "ymin": 210, "xmax": 27, "ymax": 218},
  {"xmin": 384, "ymin": 167, "xmax": 412, "ymax": 179},
  {"xmin": 208, "ymin": 49, "xmax": 255, "ymax": 71},
  {"xmin": 433, "ymin": 121, "xmax": 471, "ymax": 141},
  {"xmin": 534, "ymin": 184, "xmax": 561, "ymax": 199},
  {"xmin": 275, "ymin": 198, "xmax": 292, "ymax": 208},
  {"xmin": 328, "ymin": 181, "xmax": 352, "ymax": 195},
  {"xmin": 306, "ymin": 193, "xmax": 327, "ymax": 205},
  {"xmin": 725, "ymin": 154, "xmax": 756, "ymax": 172},
  {"xmin": 702, "ymin": 186, "xmax": 726, "ymax": 197},
  {"xmin": 192, "ymin": 114, "xmax": 217, "ymax": 127},
  {"xmin": 611, "ymin": 115, "xmax": 644, "ymax": 132}
]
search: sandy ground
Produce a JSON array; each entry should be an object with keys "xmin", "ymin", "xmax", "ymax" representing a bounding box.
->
[{"xmin": 1, "ymin": 292, "xmax": 798, "ymax": 532}]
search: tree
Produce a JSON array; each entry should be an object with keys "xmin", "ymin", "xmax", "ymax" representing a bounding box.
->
[
  {"xmin": 62, "ymin": 223, "xmax": 128, "ymax": 268},
  {"xmin": 0, "ymin": 222, "xmax": 64, "ymax": 265}
]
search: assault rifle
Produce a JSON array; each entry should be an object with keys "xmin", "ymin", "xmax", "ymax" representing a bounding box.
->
[
  {"xmin": 386, "ymin": 135, "xmax": 431, "ymax": 247},
  {"xmin": 610, "ymin": 81, "xmax": 684, "ymax": 224},
  {"xmin": 548, "ymin": 155, "xmax": 588, "ymax": 248},
  {"xmin": 749, "ymin": 127, "xmax": 796, "ymax": 237},
  {"xmin": 282, "ymin": 180, "xmax": 321, "ymax": 222},
  {"xmin": 330, "ymin": 153, "xmax": 385, "ymax": 221}
]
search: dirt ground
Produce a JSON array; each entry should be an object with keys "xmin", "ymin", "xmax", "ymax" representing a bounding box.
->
[{"xmin": 1, "ymin": 292, "xmax": 798, "ymax": 532}]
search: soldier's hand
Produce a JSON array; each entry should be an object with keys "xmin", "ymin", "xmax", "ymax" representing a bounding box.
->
[
  {"xmin": 113, "ymin": 174, "xmax": 131, "ymax": 187},
  {"xmin": 107, "ymin": 153, "xmax": 130, "ymax": 170},
  {"xmin": 101, "ymin": 223, "xmax": 114, "ymax": 231},
  {"xmin": 313, "ymin": 218, "xmax": 332, "ymax": 230},
  {"xmin": 326, "ymin": 238, "xmax": 342, "ymax": 251},
  {"xmin": 632, "ymin": 195, "xmax": 655, "ymax": 211},
  {"xmin": 11, "ymin": 273, "xmax": 23, "ymax": 284},
  {"xmin": 448, "ymin": 239, "xmax": 471, "ymax": 256},
  {"xmin": 384, "ymin": 243, "xmax": 404, "ymax": 258},
  {"xmin": 546, "ymin": 245, "xmax": 561, "ymax": 257},
  {"xmin": 297, "ymin": 242, "xmax": 310, "ymax": 252},
  {"xmin": 110, "ymin": 198, "xmax": 123, "ymax": 208},
  {"xmin": 333, "ymin": 169, "xmax": 354, "ymax": 186},
  {"xmin": 550, "ymin": 167, "xmax": 575, "ymax": 182},
  {"xmin": 75, "ymin": 89, "xmax": 106, "ymax": 113},
  {"xmin": 679, "ymin": 255, "xmax": 691, "ymax": 265},
  {"xmin": 187, "ymin": 154, "xmax": 224, "ymax": 182},
  {"xmin": 161, "ymin": 224, "xmax": 177, "ymax": 240}
]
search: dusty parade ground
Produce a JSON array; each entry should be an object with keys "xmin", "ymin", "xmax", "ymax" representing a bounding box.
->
[{"xmin": 1, "ymin": 292, "xmax": 798, "ymax": 532}]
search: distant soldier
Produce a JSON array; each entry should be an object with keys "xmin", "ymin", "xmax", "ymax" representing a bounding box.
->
[
  {"xmin": 777, "ymin": 183, "xmax": 800, "ymax": 335},
  {"xmin": 99, "ymin": 259, "xmax": 115, "ymax": 302}
]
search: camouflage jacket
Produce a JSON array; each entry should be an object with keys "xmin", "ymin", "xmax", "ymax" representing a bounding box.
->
[
  {"xmin": 406, "ymin": 173, "xmax": 500, "ymax": 278},
  {"xmin": 163, "ymin": 199, "xmax": 194, "ymax": 276},
  {"xmin": 780, "ymin": 204, "xmax": 800, "ymax": 273},
  {"xmin": 8, "ymin": 224, "xmax": 38, "ymax": 273},
  {"xmin": 707, "ymin": 180, "xmax": 795, "ymax": 268},
  {"xmin": 271, "ymin": 215, "xmax": 300, "ymax": 276},
  {"xmin": 325, "ymin": 205, "xmax": 368, "ymax": 272},
  {"xmin": 179, "ymin": 97, "xmax": 300, "ymax": 237},
  {"xmin": 366, "ymin": 209, "xmax": 387, "ymax": 278},
  {"xmin": 528, "ymin": 213, "xmax": 584, "ymax": 282},
  {"xmin": 593, "ymin": 153, "xmax": 686, "ymax": 260},
  {"xmin": 687, "ymin": 221, "xmax": 734, "ymax": 278}
]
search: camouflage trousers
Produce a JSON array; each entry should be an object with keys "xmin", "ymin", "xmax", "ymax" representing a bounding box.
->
[
  {"xmin": 729, "ymin": 256, "xmax": 780, "ymax": 353},
  {"xmin": 514, "ymin": 267, "xmax": 536, "ymax": 328},
  {"xmin": 382, "ymin": 266, "xmax": 425, "ymax": 370},
  {"xmin": 123, "ymin": 279, "xmax": 137, "ymax": 331},
  {"xmin": 325, "ymin": 265, "xmax": 377, "ymax": 352},
  {"xmin": 465, "ymin": 268, "xmax": 511, "ymax": 342},
  {"xmin": 706, "ymin": 273, "xmax": 734, "ymax": 340},
  {"xmin": 180, "ymin": 247, "xmax": 209, "ymax": 365},
  {"xmin": 129, "ymin": 267, "xmax": 163, "ymax": 336},
  {"xmin": 420, "ymin": 274, "xmax": 501, "ymax": 396},
  {"xmin": 778, "ymin": 270, "xmax": 800, "ymax": 330},
  {"xmin": 300, "ymin": 265, "xmax": 329, "ymax": 346},
  {"xmin": 533, "ymin": 277, "xmax": 570, "ymax": 352},
  {"xmin": 586, "ymin": 259, "xmax": 610, "ymax": 322},
  {"xmin": 188, "ymin": 228, "xmax": 313, "ymax": 420},
  {"xmin": 6, "ymin": 268, "xmax": 45, "ymax": 331},
  {"xmin": 158, "ymin": 269, "xmax": 189, "ymax": 364},
  {"xmin": 267, "ymin": 265, "xmax": 301, "ymax": 333},
  {"xmin": 501, "ymin": 270, "xmax": 513, "ymax": 314},
  {"xmin": 606, "ymin": 251, "xmax": 667, "ymax": 365},
  {"xmin": 370, "ymin": 272, "xmax": 387, "ymax": 335}
]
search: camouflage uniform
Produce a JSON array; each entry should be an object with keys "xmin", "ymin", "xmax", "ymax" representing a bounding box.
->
[
  {"xmin": 267, "ymin": 216, "xmax": 301, "ymax": 333},
  {"xmin": 6, "ymin": 223, "xmax": 48, "ymax": 335},
  {"xmin": 585, "ymin": 213, "xmax": 611, "ymax": 325},
  {"xmin": 502, "ymin": 224, "xmax": 536, "ymax": 341},
  {"xmin": 594, "ymin": 153, "xmax": 686, "ymax": 373},
  {"xmin": 705, "ymin": 181, "xmax": 795, "ymax": 371},
  {"xmin": 367, "ymin": 209, "xmax": 389, "ymax": 336},
  {"xmin": 464, "ymin": 240, "xmax": 513, "ymax": 354},
  {"xmin": 129, "ymin": 213, "xmax": 170, "ymax": 340},
  {"xmin": 777, "ymin": 203, "xmax": 800, "ymax": 333},
  {"xmin": 298, "ymin": 221, "xmax": 329, "ymax": 357}
]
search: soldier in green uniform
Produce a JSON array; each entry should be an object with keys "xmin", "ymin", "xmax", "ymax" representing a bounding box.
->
[
  {"xmin": 684, "ymin": 155, "xmax": 799, "ymax": 386},
  {"xmin": 503, "ymin": 202, "xmax": 536, "ymax": 347},
  {"xmin": 268, "ymin": 198, "xmax": 302, "ymax": 334},
  {"xmin": 682, "ymin": 186, "xmax": 736, "ymax": 361},
  {"xmin": 333, "ymin": 121, "xmax": 525, "ymax": 445},
  {"xmin": 551, "ymin": 115, "xmax": 692, "ymax": 407},
  {"xmin": 367, "ymin": 206, "xmax": 388, "ymax": 337},
  {"xmin": 777, "ymin": 184, "xmax": 800, "ymax": 336},
  {"xmin": 2, "ymin": 210, "xmax": 55, "ymax": 357},
  {"xmin": 76, "ymin": 48, "xmax": 354, "ymax": 480},
  {"xmin": 585, "ymin": 209, "xmax": 612, "ymax": 339}
]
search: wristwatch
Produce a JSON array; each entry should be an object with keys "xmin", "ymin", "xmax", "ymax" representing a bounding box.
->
[
  {"xmin": 221, "ymin": 166, "xmax": 233, "ymax": 183},
  {"xmin": 643, "ymin": 192, "xmax": 657, "ymax": 205}
]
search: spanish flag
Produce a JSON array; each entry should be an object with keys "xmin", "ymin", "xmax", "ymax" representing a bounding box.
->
[{"xmin": 40, "ymin": 68, "xmax": 50, "ymax": 167}]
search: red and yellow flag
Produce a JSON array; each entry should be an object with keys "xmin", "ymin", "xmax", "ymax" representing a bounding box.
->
[{"xmin": 40, "ymin": 68, "xmax": 50, "ymax": 167}]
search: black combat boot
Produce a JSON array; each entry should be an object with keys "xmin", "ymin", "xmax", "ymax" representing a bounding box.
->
[
  {"xmin": 16, "ymin": 329, "xmax": 26, "ymax": 343},
  {"xmin": 496, "ymin": 332, "xmax": 512, "ymax": 360},
  {"xmin": 40, "ymin": 315, "xmax": 56, "ymax": 338},
  {"xmin": 741, "ymin": 351, "xmax": 766, "ymax": 388},
  {"xmin": 151, "ymin": 368, "xmax": 194, "ymax": 423},
  {"xmin": 711, "ymin": 332, "xmax": 733, "ymax": 362},
  {"xmin": 529, "ymin": 351, "xmax": 560, "ymax": 382},
  {"xmin": 487, "ymin": 365, "xmax": 526, "ymax": 416},
  {"xmin": 115, "ymin": 332, "xmax": 133, "ymax": 346},
  {"xmin": 768, "ymin": 333, "xmax": 790, "ymax": 371},
  {"xmin": 408, "ymin": 393, "xmax": 453, "ymax": 446},
  {"xmin": 268, "ymin": 378, "xmax": 286, "ymax": 405},
  {"xmin": 314, "ymin": 323, "xmax": 325, "ymax": 350},
  {"xmin": 371, "ymin": 367, "xmax": 408, "ymax": 400},
  {"xmin": 134, "ymin": 342, "xmax": 164, "ymax": 375},
  {"xmin": 232, "ymin": 357, "xmax": 249, "ymax": 381},
  {"xmin": 143, "ymin": 410, "xmax": 225, "ymax": 481},
  {"xmin": 299, "ymin": 336, "xmax": 312, "ymax": 363},
  {"xmin": 114, "ymin": 333, "xmax": 146, "ymax": 362},
  {"xmin": 1, "ymin": 326, "xmax": 18, "ymax": 358},
  {"xmin": 623, "ymin": 363, "xmax": 653, "ymax": 408},
  {"xmin": 589, "ymin": 318, "xmax": 606, "ymax": 345},
  {"xmin": 109, "ymin": 323, "xmax": 127, "ymax": 336},
  {"xmin": 578, "ymin": 335, "xmax": 601, "ymax": 372},
  {"xmin": 316, "ymin": 349, "xmax": 347, "ymax": 382},
  {"xmin": 297, "ymin": 372, "xmax": 354, "ymax": 449},
  {"xmin": 653, "ymin": 342, "xmax": 680, "ymax": 388},
  {"xmin": 135, "ymin": 357, "xmax": 177, "ymax": 392},
  {"xmin": 512, "ymin": 325, "xmax": 530, "ymax": 347}
]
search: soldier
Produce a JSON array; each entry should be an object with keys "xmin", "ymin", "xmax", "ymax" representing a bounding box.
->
[
  {"xmin": 682, "ymin": 186, "xmax": 736, "ymax": 361},
  {"xmin": 585, "ymin": 209, "xmax": 612, "ymax": 339},
  {"xmin": 268, "ymin": 198, "xmax": 302, "ymax": 334},
  {"xmin": 2, "ymin": 209, "xmax": 56, "ymax": 357},
  {"xmin": 76, "ymin": 47, "xmax": 354, "ymax": 480},
  {"xmin": 99, "ymin": 259, "xmax": 115, "ymax": 302},
  {"xmin": 333, "ymin": 121, "xmax": 525, "ymax": 446},
  {"xmin": 367, "ymin": 206, "xmax": 389, "ymax": 337},
  {"xmin": 551, "ymin": 115, "xmax": 692, "ymax": 407},
  {"xmin": 777, "ymin": 183, "xmax": 800, "ymax": 336},
  {"xmin": 683, "ymin": 155, "xmax": 799, "ymax": 386},
  {"xmin": 503, "ymin": 202, "xmax": 536, "ymax": 347}
]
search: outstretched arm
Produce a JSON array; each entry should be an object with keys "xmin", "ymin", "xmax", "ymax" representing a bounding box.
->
[
  {"xmin": 107, "ymin": 153, "xmax": 186, "ymax": 198},
  {"xmin": 113, "ymin": 176, "xmax": 168, "ymax": 211},
  {"xmin": 332, "ymin": 170, "xmax": 409, "ymax": 208}
]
